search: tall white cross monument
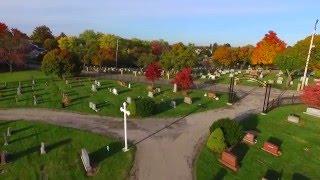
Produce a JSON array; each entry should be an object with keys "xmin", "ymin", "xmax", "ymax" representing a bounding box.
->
[{"xmin": 120, "ymin": 102, "xmax": 130, "ymax": 152}]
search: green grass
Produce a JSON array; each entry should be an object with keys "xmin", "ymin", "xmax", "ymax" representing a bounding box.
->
[
  {"xmin": 0, "ymin": 70, "xmax": 228, "ymax": 118},
  {"xmin": 0, "ymin": 120, "xmax": 135, "ymax": 180},
  {"xmin": 195, "ymin": 105, "xmax": 320, "ymax": 180}
]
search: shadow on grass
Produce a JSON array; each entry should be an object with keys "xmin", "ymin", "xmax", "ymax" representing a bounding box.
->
[
  {"xmin": 12, "ymin": 126, "xmax": 34, "ymax": 135},
  {"xmin": 90, "ymin": 141, "xmax": 123, "ymax": 166},
  {"xmin": 119, "ymin": 89, "xmax": 130, "ymax": 94},
  {"xmin": 239, "ymin": 114, "xmax": 260, "ymax": 133},
  {"xmin": 214, "ymin": 168, "xmax": 227, "ymax": 180},
  {"xmin": 72, "ymin": 95, "xmax": 90, "ymax": 102},
  {"xmin": 264, "ymin": 169, "xmax": 283, "ymax": 180},
  {"xmin": 267, "ymin": 137, "xmax": 283, "ymax": 147},
  {"xmin": 46, "ymin": 138, "xmax": 72, "ymax": 153},
  {"xmin": 0, "ymin": 121, "xmax": 17, "ymax": 127},
  {"xmin": 9, "ymin": 145, "xmax": 39, "ymax": 162},
  {"xmin": 231, "ymin": 143, "xmax": 249, "ymax": 166},
  {"xmin": 292, "ymin": 173, "xmax": 310, "ymax": 180},
  {"xmin": 9, "ymin": 133, "xmax": 40, "ymax": 144}
]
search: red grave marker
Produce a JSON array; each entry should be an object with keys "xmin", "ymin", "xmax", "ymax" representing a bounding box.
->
[
  {"xmin": 262, "ymin": 142, "xmax": 281, "ymax": 156},
  {"xmin": 219, "ymin": 151, "xmax": 239, "ymax": 171}
]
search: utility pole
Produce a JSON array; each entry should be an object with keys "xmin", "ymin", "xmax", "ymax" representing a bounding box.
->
[
  {"xmin": 115, "ymin": 39, "xmax": 119, "ymax": 68},
  {"xmin": 301, "ymin": 19, "xmax": 319, "ymax": 90}
]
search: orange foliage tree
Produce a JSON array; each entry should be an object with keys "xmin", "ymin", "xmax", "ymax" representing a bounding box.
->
[
  {"xmin": 251, "ymin": 31, "xmax": 286, "ymax": 65},
  {"xmin": 212, "ymin": 46, "xmax": 234, "ymax": 66}
]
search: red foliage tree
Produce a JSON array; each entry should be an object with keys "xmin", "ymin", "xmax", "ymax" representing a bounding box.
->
[
  {"xmin": 151, "ymin": 41, "xmax": 163, "ymax": 56},
  {"xmin": 0, "ymin": 22, "xmax": 29, "ymax": 72},
  {"xmin": 300, "ymin": 84, "xmax": 320, "ymax": 109},
  {"xmin": 173, "ymin": 68, "xmax": 193, "ymax": 91},
  {"xmin": 145, "ymin": 62, "xmax": 162, "ymax": 86}
]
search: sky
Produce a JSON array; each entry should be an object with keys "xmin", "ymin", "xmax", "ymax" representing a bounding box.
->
[{"xmin": 1, "ymin": 0, "xmax": 319, "ymax": 46}]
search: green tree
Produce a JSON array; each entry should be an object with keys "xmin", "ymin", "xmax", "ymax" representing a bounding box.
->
[
  {"xmin": 275, "ymin": 48, "xmax": 304, "ymax": 86},
  {"xmin": 43, "ymin": 38, "xmax": 58, "ymax": 50},
  {"xmin": 209, "ymin": 118, "xmax": 244, "ymax": 147},
  {"xmin": 41, "ymin": 49, "xmax": 82, "ymax": 78},
  {"xmin": 137, "ymin": 53, "xmax": 156, "ymax": 68},
  {"xmin": 31, "ymin": 25, "xmax": 54, "ymax": 47},
  {"xmin": 160, "ymin": 43, "xmax": 197, "ymax": 70},
  {"xmin": 207, "ymin": 128, "xmax": 226, "ymax": 153}
]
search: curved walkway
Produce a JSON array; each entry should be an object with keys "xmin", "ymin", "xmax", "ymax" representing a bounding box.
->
[{"xmin": 0, "ymin": 86, "xmax": 298, "ymax": 180}]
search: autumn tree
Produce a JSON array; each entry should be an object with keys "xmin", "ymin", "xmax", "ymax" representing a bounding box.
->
[
  {"xmin": 160, "ymin": 43, "xmax": 197, "ymax": 70},
  {"xmin": 235, "ymin": 45, "xmax": 254, "ymax": 68},
  {"xmin": 137, "ymin": 53, "xmax": 156, "ymax": 68},
  {"xmin": 31, "ymin": 25, "xmax": 54, "ymax": 47},
  {"xmin": 173, "ymin": 68, "xmax": 193, "ymax": 92},
  {"xmin": 44, "ymin": 38, "xmax": 58, "ymax": 50},
  {"xmin": 0, "ymin": 23, "xmax": 29, "ymax": 72},
  {"xmin": 300, "ymin": 84, "xmax": 320, "ymax": 109},
  {"xmin": 251, "ymin": 31, "xmax": 286, "ymax": 65},
  {"xmin": 212, "ymin": 46, "xmax": 235, "ymax": 67},
  {"xmin": 41, "ymin": 49, "xmax": 82, "ymax": 78},
  {"xmin": 145, "ymin": 62, "xmax": 162, "ymax": 87}
]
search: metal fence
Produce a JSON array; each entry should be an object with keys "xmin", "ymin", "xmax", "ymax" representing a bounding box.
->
[{"xmin": 265, "ymin": 93, "xmax": 301, "ymax": 113}]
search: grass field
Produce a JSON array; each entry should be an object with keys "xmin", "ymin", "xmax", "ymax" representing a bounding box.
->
[
  {"xmin": 0, "ymin": 120, "xmax": 135, "ymax": 180},
  {"xmin": 0, "ymin": 70, "xmax": 228, "ymax": 118},
  {"xmin": 195, "ymin": 105, "xmax": 320, "ymax": 180}
]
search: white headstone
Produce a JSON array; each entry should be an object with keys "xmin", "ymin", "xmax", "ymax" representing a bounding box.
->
[
  {"xmin": 148, "ymin": 91, "xmax": 154, "ymax": 98},
  {"xmin": 171, "ymin": 101, "xmax": 176, "ymax": 108},
  {"xmin": 6, "ymin": 127, "xmax": 10, "ymax": 137},
  {"xmin": 3, "ymin": 133, "xmax": 8, "ymax": 146},
  {"xmin": 128, "ymin": 83, "xmax": 131, "ymax": 89},
  {"xmin": 173, "ymin": 83, "xmax": 177, "ymax": 93},
  {"xmin": 112, "ymin": 88, "xmax": 118, "ymax": 95},
  {"xmin": 33, "ymin": 95, "xmax": 37, "ymax": 105},
  {"xmin": 81, "ymin": 148, "xmax": 92, "ymax": 173},
  {"xmin": 40, "ymin": 142, "xmax": 46, "ymax": 154},
  {"xmin": 91, "ymin": 84, "xmax": 97, "ymax": 92},
  {"xmin": 126, "ymin": 97, "xmax": 132, "ymax": 104}
]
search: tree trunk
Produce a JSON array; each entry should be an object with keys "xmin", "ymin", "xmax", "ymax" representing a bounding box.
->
[
  {"xmin": 9, "ymin": 62, "xmax": 13, "ymax": 72},
  {"xmin": 286, "ymin": 70, "xmax": 293, "ymax": 87}
]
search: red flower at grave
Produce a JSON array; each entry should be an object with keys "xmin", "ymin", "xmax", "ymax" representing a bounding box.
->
[
  {"xmin": 173, "ymin": 68, "xmax": 193, "ymax": 91},
  {"xmin": 145, "ymin": 62, "xmax": 162, "ymax": 83},
  {"xmin": 300, "ymin": 84, "xmax": 320, "ymax": 109}
]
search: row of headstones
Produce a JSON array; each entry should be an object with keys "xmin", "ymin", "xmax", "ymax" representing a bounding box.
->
[
  {"xmin": 1, "ymin": 127, "xmax": 111, "ymax": 177},
  {"xmin": 1, "ymin": 127, "xmax": 46, "ymax": 165}
]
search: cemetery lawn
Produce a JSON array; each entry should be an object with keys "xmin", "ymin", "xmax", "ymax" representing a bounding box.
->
[
  {"xmin": 195, "ymin": 105, "xmax": 320, "ymax": 180},
  {"xmin": 0, "ymin": 70, "xmax": 229, "ymax": 118},
  {"xmin": 0, "ymin": 120, "xmax": 135, "ymax": 180}
]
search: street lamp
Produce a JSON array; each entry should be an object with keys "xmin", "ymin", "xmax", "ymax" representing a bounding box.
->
[
  {"xmin": 115, "ymin": 39, "xmax": 119, "ymax": 68},
  {"xmin": 301, "ymin": 19, "xmax": 319, "ymax": 90}
]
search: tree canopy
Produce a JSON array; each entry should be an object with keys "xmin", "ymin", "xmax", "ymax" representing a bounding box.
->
[
  {"xmin": 31, "ymin": 25, "xmax": 54, "ymax": 47},
  {"xmin": 251, "ymin": 31, "xmax": 286, "ymax": 65}
]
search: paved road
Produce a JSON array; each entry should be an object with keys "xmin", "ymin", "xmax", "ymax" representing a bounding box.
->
[{"xmin": 0, "ymin": 84, "xmax": 298, "ymax": 180}]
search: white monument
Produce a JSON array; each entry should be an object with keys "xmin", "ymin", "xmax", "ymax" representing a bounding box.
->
[{"xmin": 120, "ymin": 102, "xmax": 130, "ymax": 152}]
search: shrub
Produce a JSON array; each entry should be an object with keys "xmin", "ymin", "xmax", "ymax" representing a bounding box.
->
[
  {"xmin": 207, "ymin": 128, "xmax": 226, "ymax": 153},
  {"xmin": 128, "ymin": 97, "xmax": 155, "ymax": 117},
  {"xmin": 209, "ymin": 118, "xmax": 244, "ymax": 147},
  {"xmin": 300, "ymin": 84, "xmax": 320, "ymax": 109},
  {"xmin": 314, "ymin": 70, "xmax": 320, "ymax": 79}
]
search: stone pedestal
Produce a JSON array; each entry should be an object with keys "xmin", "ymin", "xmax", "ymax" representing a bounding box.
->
[{"xmin": 304, "ymin": 107, "xmax": 320, "ymax": 118}]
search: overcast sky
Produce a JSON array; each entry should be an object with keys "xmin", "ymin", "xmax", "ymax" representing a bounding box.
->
[{"xmin": 1, "ymin": 0, "xmax": 319, "ymax": 46}]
